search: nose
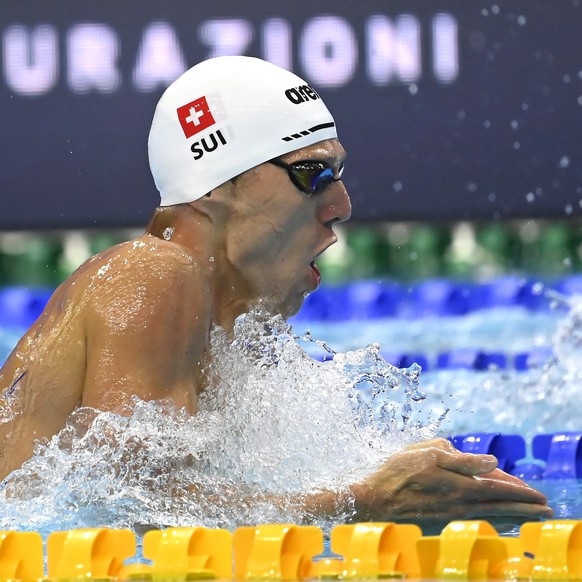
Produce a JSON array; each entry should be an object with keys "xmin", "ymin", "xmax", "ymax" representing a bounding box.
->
[{"xmin": 318, "ymin": 181, "xmax": 352, "ymax": 226}]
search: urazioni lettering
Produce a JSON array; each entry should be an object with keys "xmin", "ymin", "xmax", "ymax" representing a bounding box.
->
[
  {"xmin": 284, "ymin": 84, "xmax": 320, "ymax": 104},
  {"xmin": 190, "ymin": 129, "xmax": 227, "ymax": 160}
]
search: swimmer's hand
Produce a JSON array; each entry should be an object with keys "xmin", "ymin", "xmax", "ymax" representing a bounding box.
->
[{"xmin": 349, "ymin": 438, "xmax": 553, "ymax": 525}]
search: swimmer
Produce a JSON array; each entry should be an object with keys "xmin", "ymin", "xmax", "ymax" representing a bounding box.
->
[{"xmin": 0, "ymin": 56, "xmax": 552, "ymax": 524}]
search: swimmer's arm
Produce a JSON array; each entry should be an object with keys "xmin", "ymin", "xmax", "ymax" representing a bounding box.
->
[
  {"xmin": 185, "ymin": 439, "xmax": 551, "ymax": 527},
  {"xmin": 306, "ymin": 439, "xmax": 553, "ymax": 525},
  {"xmin": 258, "ymin": 439, "xmax": 553, "ymax": 525},
  {"xmin": 82, "ymin": 253, "xmax": 210, "ymax": 412}
]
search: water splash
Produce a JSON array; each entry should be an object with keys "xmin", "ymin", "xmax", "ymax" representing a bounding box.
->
[
  {"xmin": 3, "ymin": 298, "xmax": 582, "ymax": 534},
  {"xmin": 0, "ymin": 309, "xmax": 440, "ymax": 535},
  {"xmin": 421, "ymin": 294, "xmax": 582, "ymax": 438}
]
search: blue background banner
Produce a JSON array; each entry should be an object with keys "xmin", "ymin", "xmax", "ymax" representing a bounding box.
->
[{"xmin": 1, "ymin": 0, "xmax": 581, "ymax": 229}]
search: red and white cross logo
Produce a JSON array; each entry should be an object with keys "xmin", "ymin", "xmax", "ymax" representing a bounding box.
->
[{"xmin": 177, "ymin": 96, "xmax": 216, "ymax": 139}]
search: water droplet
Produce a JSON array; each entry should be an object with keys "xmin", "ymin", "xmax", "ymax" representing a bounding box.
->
[
  {"xmin": 393, "ymin": 181, "xmax": 403, "ymax": 192},
  {"xmin": 559, "ymin": 156, "xmax": 571, "ymax": 168},
  {"xmin": 491, "ymin": 4, "xmax": 500, "ymax": 14},
  {"xmin": 532, "ymin": 282, "xmax": 544, "ymax": 295},
  {"xmin": 514, "ymin": 141, "xmax": 521, "ymax": 150},
  {"xmin": 488, "ymin": 192, "xmax": 497, "ymax": 202},
  {"xmin": 564, "ymin": 74, "xmax": 572, "ymax": 83},
  {"xmin": 484, "ymin": 120, "xmax": 492, "ymax": 128},
  {"xmin": 511, "ymin": 120, "xmax": 519, "ymax": 129},
  {"xmin": 408, "ymin": 84, "xmax": 418, "ymax": 95},
  {"xmin": 209, "ymin": 256, "xmax": 215, "ymax": 262},
  {"xmin": 565, "ymin": 204, "xmax": 573, "ymax": 215},
  {"xmin": 517, "ymin": 15, "xmax": 527, "ymax": 25},
  {"xmin": 526, "ymin": 192, "xmax": 535, "ymax": 203}
]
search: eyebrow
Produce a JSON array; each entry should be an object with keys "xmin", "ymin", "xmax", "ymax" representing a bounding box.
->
[{"xmin": 288, "ymin": 152, "xmax": 346, "ymax": 166}]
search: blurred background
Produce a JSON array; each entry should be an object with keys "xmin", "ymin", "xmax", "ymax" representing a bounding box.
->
[
  {"xmin": 3, "ymin": 1, "xmax": 582, "ymax": 511},
  {"xmin": 1, "ymin": 0, "xmax": 581, "ymax": 289}
]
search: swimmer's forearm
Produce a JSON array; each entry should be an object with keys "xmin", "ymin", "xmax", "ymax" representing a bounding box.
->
[{"xmin": 298, "ymin": 485, "xmax": 372, "ymax": 523}]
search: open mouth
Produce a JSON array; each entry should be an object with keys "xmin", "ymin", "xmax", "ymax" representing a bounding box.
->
[{"xmin": 310, "ymin": 261, "xmax": 321, "ymax": 287}]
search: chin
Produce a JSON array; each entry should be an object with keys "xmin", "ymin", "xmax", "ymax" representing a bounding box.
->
[
  {"xmin": 283, "ymin": 303, "xmax": 302, "ymax": 318},
  {"xmin": 284, "ymin": 291, "xmax": 310, "ymax": 318},
  {"xmin": 259, "ymin": 280, "xmax": 310, "ymax": 318},
  {"xmin": 267, "ymin": 295, "xmax": 303, "ymax": 319}
]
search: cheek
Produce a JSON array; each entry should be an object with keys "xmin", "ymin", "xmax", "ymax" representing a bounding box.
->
[
  {"xmin": 226, "ymin": 220, "xmax": 287, "ymax": 269},
  {"xmin": 239, "ymin": 208, "xmax": 313, "ymax": 260}
]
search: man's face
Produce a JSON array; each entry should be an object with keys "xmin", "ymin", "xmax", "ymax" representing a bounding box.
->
[{"xmin": 224, "ymin": 138, "xmax": 351, "ymax": 317}]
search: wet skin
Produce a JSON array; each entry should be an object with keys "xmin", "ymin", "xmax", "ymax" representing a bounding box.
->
[
  {"xmin": 0, "ymin": 138, "xmax": 351, "ymax": 479},
  {"xmin": 0, "ymin": 138, "xmax": 553, "ymax": 524}
]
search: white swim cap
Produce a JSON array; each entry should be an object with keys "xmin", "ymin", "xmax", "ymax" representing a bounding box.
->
[{"xmin": 148, "ymin": 56, "xmax": 338, "ymax": 206}]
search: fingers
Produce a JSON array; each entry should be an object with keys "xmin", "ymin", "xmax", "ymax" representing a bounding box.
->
[
  {"xmin": 436, "ymin": 448, "xmax": 549, "ymax": 503},
  {"xmin": 429, "ymin": 467, "xmax": 552, "ymax": 520},
  {"xmin": 398, "ymin": 442, "xmax": 548, "ymax": 504},
  {"xmin": 460, "ymin": 500, "xmax": 554, "ymax": 520},
  {"xmin": 471, "ymin": 472, "xmax": 549, "ymax": 504},
  {"xmin": 405, "ymin": 438, "xmax": 500, "ymax": 477},
  {"xmin": 392, "ymin": 493, "xmax": 553, "ymax": 523},
  {"xmin": 367, "ymin": 440, "xmax": 554, "ymax": 524},
  {"xmin": 430, "ymin": 449, "xmax": 550, "ymax": 508},
  {"xmin": 437, "ymin": 450, "xmax": 499, "ymax": 476},
  {"xmin": 419, "ymin": 501, "xmax": 553, "ymax": 524}
]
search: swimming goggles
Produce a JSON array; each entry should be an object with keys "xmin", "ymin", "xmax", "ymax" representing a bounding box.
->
[{"xmin": 268, "ymin": 158, "xmax": 344, "ymax": 195}]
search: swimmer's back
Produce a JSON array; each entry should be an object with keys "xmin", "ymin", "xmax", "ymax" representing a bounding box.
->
[{"xmin": 0, "ymin": 235, "xmax": 210, "ymax": 479}]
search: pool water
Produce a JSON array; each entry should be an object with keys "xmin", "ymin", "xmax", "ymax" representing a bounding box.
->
[{"xmin": 1, "ymin": 285, "xmax": 582, "ymax": 535}]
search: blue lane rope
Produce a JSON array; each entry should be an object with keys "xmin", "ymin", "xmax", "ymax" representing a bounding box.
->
[
  {"xmin": 311, "ymin": 347, "xmax": 554, "ymax": 372},
  {"xmin": 1, "ymin": 275, "xmax": 580, "ymax": 328},
  {"xmin": 0, "ymin": 278, "xmax": 567, "ymax": 373},
  {"xmin": 293, "ymin": 275, "xmax": 578, "ymax": 322},
  {"xmin": 451, "ymin": 432, "xmax": 582, "ymax": 480}
]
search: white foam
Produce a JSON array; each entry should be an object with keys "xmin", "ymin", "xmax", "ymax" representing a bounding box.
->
[
  {"xmin": 0, "ymin": 308, "xmax": 438, "ymax": 534},
  {"xmin": 3, "ymin": 300, "xmax": 582, "ymax": 534}
]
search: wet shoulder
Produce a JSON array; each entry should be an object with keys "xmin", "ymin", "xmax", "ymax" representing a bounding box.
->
[
  {"xmin": 84, "ymin": 236, "xmax": 199, "ymax": 287},
  {"xmin": 106, "ymin": 235, "xmax": 195, "ymax": 265},
  {"xmin": 75, "ymin": 236, "xmax": 209, "ymax": 327}
]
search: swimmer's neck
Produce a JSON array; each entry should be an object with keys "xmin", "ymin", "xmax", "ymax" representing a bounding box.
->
[{"xmin": 144, "ymin": 207, "xmax": 256, "ymax": 333}]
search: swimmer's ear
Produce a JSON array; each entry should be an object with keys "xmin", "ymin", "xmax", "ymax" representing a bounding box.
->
[{"xmin": 146, "ymin": 205, "xmax": 186, "ymax": 238}]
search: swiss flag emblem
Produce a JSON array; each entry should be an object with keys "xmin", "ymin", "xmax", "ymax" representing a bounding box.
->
[{"xmin": 177, "ymin": 96, "xmax": 216, "ymax": 138}]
